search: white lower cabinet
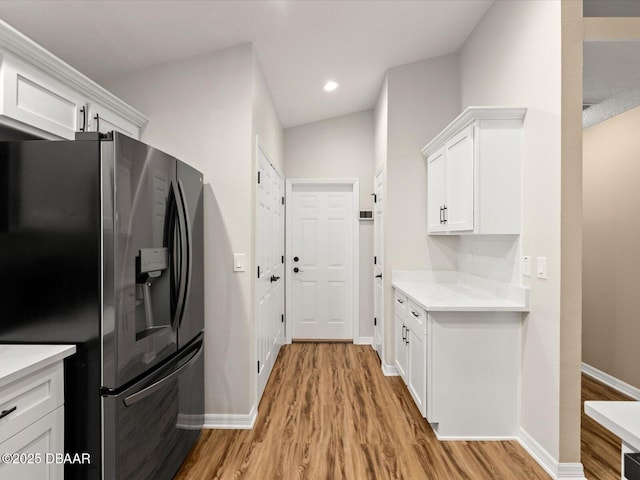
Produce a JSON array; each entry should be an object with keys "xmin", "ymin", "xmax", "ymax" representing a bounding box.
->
[
  {"xmin": 393, "ymin": 288, "xmax": 428, "ymax": 418},
  {"xmin": 407, "ymin": 327, "xmax": 426, "ymax": 416},
  {"xmin": 394, "ymin": 311, "xmax": 408, "ymax": 379},
  {"xmin": 0, "ymin": 361, "xmax": 66, "ymax": 480},
  {"xmin": 0, "ymin": 406, "xmax": 64, "ymax": 480},
  {"xmin": 393, "ymin": 285, "xmax": 520, "ymax": 438}
]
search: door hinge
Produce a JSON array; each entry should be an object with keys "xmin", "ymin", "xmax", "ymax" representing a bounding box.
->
[
  {"xmin": 281, "ymin": 314, "xmax": 284, "ymax": 323},
  {"xmin": 374, "ymin": 256, "xmax": 377, "ymax": 265},
  {"xmin": 257, "ymin": 360, "xmax": 261, "ymax": 373},
  {"xmin": 374, "ymin": 317, "xmax": 377, "ymax": 326},
  {"xmin": 257, "ymin": 266, "xmax": 260, "ymax": 278},
  {"xmin": 281, "ymin": 196, "xmax": 285, "ymax": 205},
  {"xmin": 257, "ymin": 171, "xmax": 261, "ymax": 184},
  {"xmin": 281, "ymin": 256, "xmax": 284, "ymax": 264}
]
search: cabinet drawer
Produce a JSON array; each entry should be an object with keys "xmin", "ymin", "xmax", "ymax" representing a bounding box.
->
[
  {"xmin": 394, "ymin": 290, "xmax": 408, "ymax": 316},
  {"xmin": 0, "ymin": 363, "xmax": 64, "ymax": 444},
  {"xmin": 406, "ymin": 300, "xmax": 427, "ymax": 335}
]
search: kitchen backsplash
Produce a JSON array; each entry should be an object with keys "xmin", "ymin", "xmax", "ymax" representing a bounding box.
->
[{"xmin": 456, "ymin": 235, "xmax": 520, "ymax": 285}]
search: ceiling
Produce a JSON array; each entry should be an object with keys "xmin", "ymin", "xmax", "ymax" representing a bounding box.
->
[{"xmin": 0, "ymin": 0, "xmax": 493, "ymax": 128}]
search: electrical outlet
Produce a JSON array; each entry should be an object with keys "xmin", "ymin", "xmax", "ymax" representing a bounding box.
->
[{"xmin": 522, "ymin": 256, "xmax": 531, "ymax": 276}]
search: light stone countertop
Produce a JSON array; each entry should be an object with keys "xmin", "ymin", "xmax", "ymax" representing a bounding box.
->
[
  {"xmin": 0, "ymin": 344, "xmax": 76, "ymax": 388},
  {"xmin": 585, "ymin": 401, "xmax": 640, "ymax": 451},
  {"xmin": 392, "ymin": 270, "xmax": 529, "ymax": 312}
]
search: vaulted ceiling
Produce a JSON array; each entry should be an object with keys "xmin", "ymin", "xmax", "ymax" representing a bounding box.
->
[{"xmin": 0, "ymin": 0, "xmax": 493, "ymax": 128}]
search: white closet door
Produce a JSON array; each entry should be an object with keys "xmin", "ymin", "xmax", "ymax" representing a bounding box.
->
[
  {"xmin": 256, "ymin": 145, "xmax": 284, "ymax": 400},
  {"xmin": 373, "ymin": 168, "xmax": 384, "ymax": 359}
]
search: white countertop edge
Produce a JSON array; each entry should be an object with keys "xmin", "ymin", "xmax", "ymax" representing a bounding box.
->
[
  {"xmin": 0, "ymin": 344, "xmax": 76, "ymax": 388},
  {"xmin": 584, "ymin": 401, "xmax": 640, "ymax": 450},
  {"xmin": 392, "ymin": 276, "xmax": 530, "ymax": 313}
]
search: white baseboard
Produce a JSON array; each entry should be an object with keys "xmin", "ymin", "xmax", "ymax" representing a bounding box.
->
[
  {"xmin": 382, "ymin": 362, "xmax": 398, "ymax": 376},
  {"xmin": 203, "ymin": 404, "xmax": 257, "ymax": 429},
  {"xmin": 518, "ymin": 428, "xmax": 586, "ymax": 480},
  {"xmin": 582, "ymin": 362, "xmax": 640, "ymax": 400},
  {"xmin": 354, "ymin": 336, "xmax": 373, "ymax": 345},
  {"xmin": 177, "ymin": 413, "xmax": 205, "ymax": 430}
]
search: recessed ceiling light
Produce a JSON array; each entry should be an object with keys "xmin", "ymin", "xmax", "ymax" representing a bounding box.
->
[{"xmin": 324, "ymin": 81, "xmax": 338, "ymax": 92}]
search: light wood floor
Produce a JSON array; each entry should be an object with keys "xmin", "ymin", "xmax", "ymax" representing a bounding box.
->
[
  {"xmin": 176, "ymin": 343, "xmax": 551, "ymax": 479},
  {"xmin": 582, "ymin": 373, "xmax": 633, "ymax": 480}
]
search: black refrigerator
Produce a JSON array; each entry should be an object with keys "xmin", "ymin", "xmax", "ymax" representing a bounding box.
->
[{"xmin": 0, "ymin": 132, "xmax": 204, "ymax": 480}]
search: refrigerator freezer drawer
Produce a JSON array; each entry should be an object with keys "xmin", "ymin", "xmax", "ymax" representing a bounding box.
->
[{"xmin": 102, "ymin": 335, "xmax": 203, "ymax": 480}]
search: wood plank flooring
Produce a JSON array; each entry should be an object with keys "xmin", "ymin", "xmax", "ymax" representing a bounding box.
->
[
  {"xmin": 176, "ymin": 343, "xmax": 550, "ymax": 479},
  {"xmin": 581, "ymin": 372, "xmax": 633, "ymax": 480}
]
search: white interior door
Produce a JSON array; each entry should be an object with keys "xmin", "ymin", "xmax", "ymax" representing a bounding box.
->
[
  {"xmin": 373, "ymin": 168, "xmax": 384, "ymax": 360},
  {"xmin": 256, "ymin": 144, "xmax": 284, "ymax": 400},
  {"xmin": 289, "ymin": 183, "xmax": 356, "ymax": 340}
]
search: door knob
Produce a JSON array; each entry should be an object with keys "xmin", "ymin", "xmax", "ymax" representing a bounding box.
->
[
  {"xmin": 293, "ymin": 267, "xmax": 304, "ymax": 273},
  {"xmin": 270, "ymin": 275, "xmax": 280, "ymax": 282},
  {"xmin": 375, "ymin": 274, "xmax": 382, "ymax": 279}
]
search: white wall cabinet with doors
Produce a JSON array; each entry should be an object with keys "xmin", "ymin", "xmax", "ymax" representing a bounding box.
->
[
  {"xmin": 0, "ymin": 22, "xmax": 147, "ymax": 139},
  {"xmin": 393, "ymin": 289, "xmax": 427, "ymax": 417},
  {"xmin": 0, "ymin": 345, "xmax": 75, "ymax": 480},
  {"xmin": 421, "ymin": 107, "xmax": 526, "ymax": 235}
]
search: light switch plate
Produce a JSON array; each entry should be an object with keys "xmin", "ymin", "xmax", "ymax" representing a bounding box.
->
[
  {"xmin": 522, "ymin": 256, "xmax": 531, "ymax": 276},
  {"xmin": 233, "ymin": 253, "xmax": 245, "ymax": 272},
  {"xmin": 537, "ymin": 257, "xmax": 547, "ymax": 279}
]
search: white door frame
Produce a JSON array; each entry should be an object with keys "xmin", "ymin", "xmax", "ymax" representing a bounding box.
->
[
  {"xmin": 254, "ymin": 135, "xmax": 285, "ymax": 406},
  {"xmin": 285, "ymin": 178, "xmax": 360, "ymax": 343}
]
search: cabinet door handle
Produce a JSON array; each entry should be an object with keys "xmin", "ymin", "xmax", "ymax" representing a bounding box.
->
[
  {"xmin": 396, "ymin": 298, "xmax": 404, "ymax": 304},
  {"xmin": 406, "ymin": 331, "xmax": 410, "ymax": 345},
  {"xmin": 443, "ymin": 205, "xmax": 448, "ymax": 224},
  {"xmin": 0, "ymin": 406, "xmax": 17, "ymax": 419},
  {"xmin": 94, "ymin": 113, "xmax": 100, "ymax": 132},
  {"xmin": 411, "ymin": 311, "xmax": 420, "ymax": 318},
  {"xmin": 439, "ymin": 206, "xmax": 444, "ymax": 224},
  {"xmin": 79, "ymin": 106, "xmax": 86, "ymax": 132},
  {"xmin": 375, "ymin": 274, "xmax": 382, "ymax": 279}
]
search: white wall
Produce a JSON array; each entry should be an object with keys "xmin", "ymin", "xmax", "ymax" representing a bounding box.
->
[
  {"xmin": 103, "ymin": 43, "xmax": 283, "ymax": 419},
  {"xmin": 460, "ymin": 0, "xmax": 569, "ymax": 466},
  {"xmin": 284, "ymin": 110, "xmax": 375, "ymax": 339},
  {"xmin": 284, "ymin": 110, "xmax": 374, "ymax": 207},
  {"xmin": 456, "ymin": 235, "xmax": 520, "ymax": 285},
  {"xmin": 381, "ymin": 54, "xmax": 460, "ymax": 366}
]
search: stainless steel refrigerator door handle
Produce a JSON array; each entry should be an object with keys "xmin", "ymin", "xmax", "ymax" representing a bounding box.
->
[
  {"xmin": 123, "ymin": 341, "xmax": 203, "ymax": 407},
  {"xmin": 174, "ymin": 179, "xmax": 191, "ymax": 329},
  {"xmin": 170, "ymin": 180, "xmax": 188, "ymax": 330}
]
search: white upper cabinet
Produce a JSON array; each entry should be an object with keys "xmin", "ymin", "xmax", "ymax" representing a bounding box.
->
[
  {"xmin": 422, "ymin": 107, "xmax": 526, "ymax": 235},
  {"xmin": 0, "ymin": 21, "xmax": 147, "ymax": 139},
  {"xmin": 426, "ymin": 147, "xmax": 446, "ymax": 233},
  {"xmin": 0, "ymin": 54, "xmax": 87, "ymax": 139}
]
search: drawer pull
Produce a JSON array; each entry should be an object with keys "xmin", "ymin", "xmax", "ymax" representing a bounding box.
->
[
  {"xmin": 411, "ymin": 311, "xmax": 420, "ymax": 317},
  {"xmin": 0, "ymin": 406, "xmax": 17, "ymax": 419}
]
